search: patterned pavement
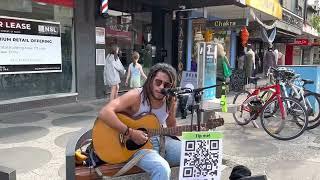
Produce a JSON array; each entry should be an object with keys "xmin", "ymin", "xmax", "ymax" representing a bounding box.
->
[{"xmin": 0, "ymin": 96, "xmax": 320, "ymax": 180}]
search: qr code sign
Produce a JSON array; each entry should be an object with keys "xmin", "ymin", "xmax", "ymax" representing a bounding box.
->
[{"xmin": 179, "ymin": 132, "xmax": 223, "ymax": 180}]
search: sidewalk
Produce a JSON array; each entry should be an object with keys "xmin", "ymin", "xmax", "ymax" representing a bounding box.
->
[{"xmin": 0, "ymin": 97, "xmax": 320, "ymax": 180}]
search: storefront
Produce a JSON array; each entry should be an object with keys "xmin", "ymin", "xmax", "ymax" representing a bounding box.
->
[
  {"xmin": 94, "ymin": 0, "xmax": 176, "ymax": 97},
  {"xmin": 94, "ymin": 9, "xmax": 155, "ymax": 97},
  {"xmin": 0, "ymin": 0, "xmax": 177, "ymax": 111},
  {"xmin": 184, "ymin": 0, "xmax": 282, "ymax": 75},
  {"xmin": 272, "ymin": 8, "xmax": 303, "ymax": 65},
  {"xmin": 0, "ymin": 0, "xmax": 285, "ymax": 111},
  {"xmin": 245, "ymin": 0, "xmax": 283, "ymax": 72},
  {"xmin": 286, "ymin": 37, "xmax": 320, "ymax": 65},
  {"xmin": 190, "ymin": 18, "xmax": 247, "ymax": 71},
  {"xmin": 0, "ymin": 0, "xmax": 75, "ymax": 102}
]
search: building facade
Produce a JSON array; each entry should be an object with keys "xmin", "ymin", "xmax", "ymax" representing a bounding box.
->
[
  {"xmin": 4, "ymin": 0, "xmax": 310, "ymax": 112},
  {"xmin": 0, "ymin": 0, "xmax": 178, "ymax": 112},
  {"xmin": 279, "ymin": 0, "xmax": 320, "ymax": 65},
  {"xmin": 184, "ymin": 0, "xmax": 283, "ymax": 74},
  {"xmin": 0, "ymin": 0, "xmax": 236, "ymax": 112},
  {"xmin": 0, "ymin": 0, "xmax": 76, "ymax": 112}
]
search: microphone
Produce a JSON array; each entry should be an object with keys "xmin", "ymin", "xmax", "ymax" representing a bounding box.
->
[{"xmin": 161, "ymin": 87, "xmax": 186, "ymax": 96}]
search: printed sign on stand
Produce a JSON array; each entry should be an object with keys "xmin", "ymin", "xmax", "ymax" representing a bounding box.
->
[
  {"xmin": 179, "ymin": 131, "xmax": 223, "ymax": 180},
  {"xmin": 197, "ymin": 42, "xmax": 217, "ymax": 100},
  {"xmin": 180, "ymin": 71, "xmax": 198, "ymax": 105},
  {"xmin": 180, "ymin": 71, "xmax": 198, "ymax": 89}
]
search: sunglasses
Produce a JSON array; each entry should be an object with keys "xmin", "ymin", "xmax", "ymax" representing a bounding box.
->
[{"xmin": 154, "ymin": 79, "xmax": 172, "ymax": 89}]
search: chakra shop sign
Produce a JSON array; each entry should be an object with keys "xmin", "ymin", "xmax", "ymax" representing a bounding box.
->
[
  {"xmin": 207, "ymin": 19, "xmax": 248, "ymax": 29},
  {"xmin": 0, "ymin": 16, "xmax": 62, "ymax": 74}
]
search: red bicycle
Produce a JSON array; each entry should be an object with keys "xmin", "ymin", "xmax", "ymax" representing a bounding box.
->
[{"xmin": 233, "ymin": 69, "xmax": 308, "ymax": 140}]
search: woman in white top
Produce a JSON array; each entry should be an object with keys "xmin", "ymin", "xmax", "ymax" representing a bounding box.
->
[
  {"xmin": 104, "ymin": 44, "xmax": 126, "ymax": 100},
  {"xmin": 125, "ymin": 51, "xmax": 147, "ymax": 88}
]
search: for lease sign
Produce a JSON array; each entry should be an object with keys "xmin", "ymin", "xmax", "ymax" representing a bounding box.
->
[{"xmin": 0, "ymin": 16, "xmax": 62, "ymax": 74}]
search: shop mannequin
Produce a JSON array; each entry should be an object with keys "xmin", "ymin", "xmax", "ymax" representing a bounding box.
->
[
  {"xmin": 263, "ymin": 46, "xmax": 276, "ymax": 75},
  {"xmin": 244, "ymin": 44, "xmax": 255, "ymax": 83},
  {"xmin": 237, "ymin": 53, "xmax": 245, "ymax": 70},
  {"xmin": 274, "ymin": 48, "xmax": 279, "ymax": 64},
  {"xmin": 216, "ymin": 43, "xmax": 230, "ymax": 98},
  {"xmin": 277, "ymin": 51, "xmax": 285, "ymax": 65},
  {"xmin": 254, "ymin": 49, "xmax": 261, "ymax": 75}
]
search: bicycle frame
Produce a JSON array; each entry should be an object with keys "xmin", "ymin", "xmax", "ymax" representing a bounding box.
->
[
  {"xmin": 281, "ymin": 80, "xmax": 310, "ymax": 110},
  {"xmin": 242, "ymin": 83, "xmax": 286, "ymax": 120}
]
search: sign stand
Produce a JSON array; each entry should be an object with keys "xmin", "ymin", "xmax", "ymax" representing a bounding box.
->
[{"xmin": 196, "ymin": 42, "xmax": 219, "ymax": 122}]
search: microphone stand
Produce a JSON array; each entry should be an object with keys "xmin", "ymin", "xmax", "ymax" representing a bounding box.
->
[{"xmin": 177, "ymin": 83, "xmax": 226, "ymax": 132}]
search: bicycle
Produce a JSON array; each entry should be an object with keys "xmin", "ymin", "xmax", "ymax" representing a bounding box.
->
[
  {"xmin": 269, "ymin": 67, "xmax": 320, "ymax": 130},
  {"xmin": 233, "ymin": 67, "xmax": 308, "ymax": 140}
]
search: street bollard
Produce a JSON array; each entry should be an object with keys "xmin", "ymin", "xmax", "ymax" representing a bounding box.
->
[{"xmin": 0, "ymin": 166, "xmax": 16, "ymax": 180}]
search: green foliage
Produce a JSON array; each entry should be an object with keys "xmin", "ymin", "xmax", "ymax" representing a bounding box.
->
[{"xmin": 311, "ymin": 15, "xmax": 320, "ymax": 32}]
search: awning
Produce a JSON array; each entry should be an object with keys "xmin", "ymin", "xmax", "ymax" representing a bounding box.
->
[
  {"xmin": 133, "ymin": 0, "xmax": 246, "ymax": 10},
  {"xmin": 169, "ymin": 0, "xmax": 246, "ymax": 9},
  {"xmin": 204, "ymin": 5, "xmax": 277, "ymax": 22},
  {"xmin": 32, "ymin": 0, "xmax": 74, "ymax": 8},
  {"xmin": 245, "ymin": 0, "xmax": 282, "ymax": 19}
]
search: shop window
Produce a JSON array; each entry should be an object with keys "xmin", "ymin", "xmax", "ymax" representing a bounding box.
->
[
  {"xmin": 0, "ymin": 2, "xmax": 74, "ymax": 101},
  {"xmin": 104, "ymin": 10, "xmax": 152, "ymax": 83},
  {"xmin": 0, "ymin": 0, "xmax": 32, "ymax": 12},
  {"xmin": 191, "ymin": 21, "xmax": 231, "ymax": 72}
]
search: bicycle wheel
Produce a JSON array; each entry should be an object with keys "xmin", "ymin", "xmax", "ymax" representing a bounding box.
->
[
  {"xmin": 301, "ymin": 92, "xmax": 320, "ymax": 130},
  {"xmin": 232, "ymin": 91, "xmax": 252, "ymax": 125},
  {"xmin": 259, "ymin": 90, "xmax": 278, "ymax": 118},
  {"xmin": 260, "ymin": 97, "xmax": 308, "ymax": 140}
]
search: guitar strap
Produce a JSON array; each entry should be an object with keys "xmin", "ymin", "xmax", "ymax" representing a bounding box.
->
[{"xmin": 93, "ymin": 149, "xmax": 152, "ymax": 179}]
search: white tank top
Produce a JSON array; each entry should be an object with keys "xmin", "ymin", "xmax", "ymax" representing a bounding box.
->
[{"xmin": 132, "ymin": 88, "xmax": 168, "ymax": 125}]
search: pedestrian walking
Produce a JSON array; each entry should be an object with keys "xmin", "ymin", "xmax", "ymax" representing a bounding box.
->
[
  {"xmin": 104, "ymin": 44, "xmax": 126, "ymax": 100},
  {"xmin": 125, "ymin": 51, "xmax": 147, "ymax": 88}
]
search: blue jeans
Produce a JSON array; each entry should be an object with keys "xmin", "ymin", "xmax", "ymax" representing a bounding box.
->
[{"xmin": 133, "ymin": 136, "xmax": 181, "ymax": 180}]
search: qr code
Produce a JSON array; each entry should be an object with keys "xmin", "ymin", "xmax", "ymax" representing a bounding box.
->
[{"xmin": 182, "ymin": 140, "xmax": 221, "ymax": 179}]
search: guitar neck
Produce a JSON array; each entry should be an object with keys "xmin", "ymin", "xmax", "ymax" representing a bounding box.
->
[{"xmin": 147, "ymin": 124, "xmax": 203, "ymax": 137}]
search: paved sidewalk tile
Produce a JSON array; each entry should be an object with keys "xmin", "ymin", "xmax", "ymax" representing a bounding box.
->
[{"xmin": 0, "ymin": 97, "xmax": 319, "ymax": 180}]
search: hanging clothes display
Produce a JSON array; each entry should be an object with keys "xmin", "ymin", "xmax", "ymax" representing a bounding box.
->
[{"xmin": 261, "ymin": 27, "xmax": 277, "ymax": 45}]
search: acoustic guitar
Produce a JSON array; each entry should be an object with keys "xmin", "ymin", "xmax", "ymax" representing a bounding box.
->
[{"xmin": 92, "ymin": 113, "xmax": 224, "ymax": 164}]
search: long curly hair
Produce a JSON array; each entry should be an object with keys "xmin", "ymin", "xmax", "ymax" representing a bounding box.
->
[{"xmin": 141, "ymin": 63, "xmax": 177, "ymax": 112}]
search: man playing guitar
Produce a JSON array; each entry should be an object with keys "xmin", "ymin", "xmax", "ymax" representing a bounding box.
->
[{"xmin": 99, "ymin": 63, "xmax": 180, "ymax": 180}]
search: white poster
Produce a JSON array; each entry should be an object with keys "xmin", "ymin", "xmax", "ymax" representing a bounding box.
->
[
  {"xmin": 96, "ymin": 27, "xmax": 105, "ymax": 44},
  {"xmin": 179, "ymin": 131, "xmax": 223, "ymax": 180},
  {"xmin": 180, "ymin": 71, "xmax": 198, "ymax": 89},
  {"xmin": 96, "ymin": 49, "xmax": 105, "ymax": 66},
  {"xmin": 180, "ymin": 71, "xmax": 198, "ymax": 105},
  {"xmin": 0, "ymin": 16, "xmax": 62, "ymax": 74}
]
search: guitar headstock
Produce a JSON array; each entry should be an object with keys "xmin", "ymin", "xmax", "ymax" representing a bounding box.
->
[{"xmin": 205, "ymin": 117, "xmax": 224, "ymax": 129}]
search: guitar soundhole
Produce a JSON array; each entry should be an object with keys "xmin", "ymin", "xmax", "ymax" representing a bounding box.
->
[{"xmin": 126, "ymin": 128, "xmax": 148, "ymax": 151}]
